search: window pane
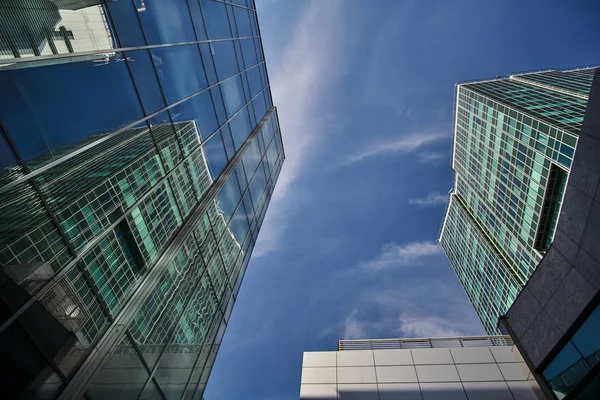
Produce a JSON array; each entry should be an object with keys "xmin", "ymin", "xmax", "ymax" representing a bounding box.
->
[
  {"xmin": 139, "ymin": 0, "xmax": 196, "ymax": 44},
  {"xmin": 247, "ymin": 65, "xmax": 263, "ymax": 98},
  {"xmin": 124, "ymin": 49, "xmax": 166, "ymax": 115},
  {"xmin": 234, "ymin": 7, "xmax": 252, "ymax": 37},
  {"xmin": 152, "ymin": 45, "xmax": 207, "ymax": 105},
  {"xmin": 202, "ymin": 0, "xmax": 232, "ymax": 39},
  {"xmin": 203, "ymin": 133, "xmax": 228, "ymax": 179},
  {"xmin": 217, "ymin": 174, "xmax": 242, "ymax": 225},
  {"xmin": 211, "ymin": 40, "xmax": 239, "ymax": 81},
  {"xmin": 221, "ymin": 75, "xmax": 245, "ymax": 117},
  {"xmin": 240, "ymin": 38, "xmax": 257, "ymax": 69},
  {"xmin": 572, "ymin": 305, "xmax": 600, "ymax": 368},
  {"xmin": 229, "ymin": 107, "xmax": 252, "ymax": 150},
  {"xmin": 170, "ymin": 90, "xmax": 218, "ymax": 141},
  {"xmin": 0, "ymin": 55, "xmax": 143, "ymax": 168},
  {"xmin": 87, "ymin": 335, "xmax": 150, "ymax": 400}
]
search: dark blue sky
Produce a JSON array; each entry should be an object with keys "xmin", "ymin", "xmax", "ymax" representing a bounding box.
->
[{"xmin": 204, "ymin": 1, "xmax": 600, "ymax": 399}]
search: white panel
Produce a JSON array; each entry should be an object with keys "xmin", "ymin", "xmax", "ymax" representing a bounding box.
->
[
  {"xmin": 378, "ymin": 383, "xmax": 422, "ymax": 400},
  {"xmin": 303, "ymin": 352, "xmax": 337, "ymax": 367},
  {"xmin": 337, "ymin": 350, "xmax": 374, "ymax": 367},
  {"xmin": 338, "ymin": 383, "xmax": 378, "ymax": 400},
  {"xmin": 411, "ymin": 348, "xmax": 453, "ymax": 365},
  {"xmin": 490, "ymin": 346, "xmax": 523, "ymax": 363},
  {"xmin": 376, "ymin": 365, "xmax": 418, "ymax": 383},
  {"xmin": 463, "ymin": 381, "xmax": 513, "ymax": 400},
  {"xmin": 415, "ymin": 365, "xmax": 460, "ymax": 382},
  {"xmin": 301, "ymin": 367, "xmax": 337, "ymax": 384},
  {"xmin": 338, "ymin": 366, "xmax": 377, "ymax": 384},
  {"xmin": 300, "ymin": 384, "xmax": 338, "ymax": 400},
  {"xmin": 420, "ymin": 382, "xmax": 467, "ymax": 400},
  {"xmin": 450, "ymin": 347, "xmax": 495, "ymax": 364},
  {"xmin": 498, "ymin": 363, "xmax": 529, "ymax": 381},
  {"xmin": 507, "ymin": 381, "xmax": 539, "ymax": 400},
  {"xmin": 373, "ymin": 349, "xmax": 414, "ymax": 366},
  {"xmin": 456, "ymin": 364, "xmax": 504, "ymax": 382}
]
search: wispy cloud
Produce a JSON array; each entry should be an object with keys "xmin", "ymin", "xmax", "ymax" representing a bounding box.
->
[
  {"xmin": 408, "ymin": 192, "xmax": 448, "ymax": 206},
  {"xmin": 398, "ymin": 314, "xmax": 463, "ymax": 338},
  {"xmin": 252, "ymin": 0, "xmax": 343, "ymax": 257},
  {"xmin": 418, "ymin": 151, "xmax": 447, "ymax": 164},
  {"xmin": 360, "ymin": 241, "xmax": 443, "ymax": 270},
  {"xmin": 338, "ymin": 132, "xmax": 448, "ymax": 167},
  {"xmin": 342, "ymin": 309, "xmax": 370, "ymax": 339},
  {"xmin": 336, "ymin": 280, "xmax": 484, "ymax": 341}
]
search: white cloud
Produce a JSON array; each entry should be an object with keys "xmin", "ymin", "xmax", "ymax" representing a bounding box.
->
[
  {"xmin": 418, "ymin": 151, "xmax": 447, "ymax": 164},
  {"xmin": 338, "ymin": 132, "xmax": 448, "ymax": 167},
  {"xmin": 252, "ymin": 0, "xmax": 343, "ymax": 257},
  {"xmin": 360, "ymin": 241, "xmax": 443, "ymax": 270},
  {"xmin": 342, "ymin": 309, "xmax": 370, "ymax": 339},
  {"xmin": 408, "ymin": 192, "xmax": 448, "ymax": 206},
  {"xmin": 336, "ymin": 280, "xmax": 484, "ymax": 342},
  {"xmin": 398, "ymin": 314, "xmax": 462, "ymax": 338}
]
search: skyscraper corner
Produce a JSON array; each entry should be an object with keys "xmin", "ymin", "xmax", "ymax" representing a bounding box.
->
[{"xmin": 0, "ymin": 1, "xmax": 284, "ymax": 399}]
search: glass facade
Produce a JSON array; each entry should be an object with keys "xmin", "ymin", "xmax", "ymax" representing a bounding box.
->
[
  {"xmin": 0, "ymin": 1, "xmax": 284, "ymax": 399},
  {"xmin": 543, "ymin": 304, "xmax": 600, "ymax": 399},
  {"xmin": 439, "ymin": 68, "xmax": 594, "ymax": 335}
]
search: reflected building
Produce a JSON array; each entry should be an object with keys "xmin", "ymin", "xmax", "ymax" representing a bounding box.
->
[
  {"xmin": 0, "ymin": 0, "xmax": 115, "ymax": 69},
  {"xmin": 439, "ymin": 68, "xmax": 596, "ymax": 335},
  {"xmin": 0, "ymin": 1, "xmax": 283, "ymax": 399},
  {"xmin": 300, "ymin": 336, "xmax": 543, "ymax": 399}
]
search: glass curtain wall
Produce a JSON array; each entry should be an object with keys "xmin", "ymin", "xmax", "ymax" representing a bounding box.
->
[{"xmin": 0, "ymin": 1, "xmax": 284, "ymax": 399}]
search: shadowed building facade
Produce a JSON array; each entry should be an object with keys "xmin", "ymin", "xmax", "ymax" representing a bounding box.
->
[
  {"xmin": 0, "ymin": 1, "xmax": 284, "ymax": 399},
  {"xmin": 439, "ymin": 68, "xmax": 596, "ymax": 335}
]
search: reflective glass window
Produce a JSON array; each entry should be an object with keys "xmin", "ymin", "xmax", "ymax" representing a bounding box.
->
[
  {"xmin": 106, "ymin": 0, "xmax": 146, "ymax": 47},
  {"xmin": 217, "ymin": 174, "xmax": 242, "ymax": 225},
  {"xmin": 124, "ymin": 49, "xmax": 166, "ymax": 114},
  {"xmin": 139, "ymin": 0, "xmax": 196, "ymax": 44},
  {"xmin": 0, "ymin": 56, "xmax": 143, "ymax": 167},
  {"xmin": 242, "ymin": 140, "xmax": 261, "ymax": 182},
  {"xmin": 229, "ymin": 107, "xmax": 252, "ymax": 150},
  {"xmin": 229, "ymin": 202, "xmax": 250, "ymax": 244},
  {"xmin": 234, "ymin": 7, "xmax": 252, "ymax": 38},
  {"xmin": 188, "ymin": 0, "xmax": 208, "ymax": 41},
  {"xmin": 87, "ymin": 335, "xmax": 150, "ymax": 400},
  {"xmin": 170, "ymin": 90, "xmax": 219, "ymax": 141},
  {"xmin": 240, "ymin": 38, "xmax": 257, "ymax": 69},
  {"xmin": 152, "ymin": 45, "xmax": 207, "ymax": 105},
  {"xmin": 211, "ymin": 86, "xmax": 228, "ymax": 125},
  {"xmin": 202, "ymin": 133, "xmax": 228, "ymax": 179},
  {"xmin": 246, "ymin": 65, "xmax": 263, "ymax": 97},
  {"xmin": 252, "ymin": 91, "xmax": 268, "ymax": 123},
  {"xmin": 202, "ymin": 0, "xmax": 232, "ymax": 39},
  {"xmin": 199, "ymin": 43, "xmax": 218, "ymax": 85},
  {"xmin": 220, "ymin": 126, "xmax": 236, "ymax": 160},
  {"xmin": 572, "ymin": 306, "xmax": 600, "ymax": 368},
  {"xmin": 221, "ymin": 75, "xmax": 245, "ymax": 117},
  {"xmin": 0, "ymin": 128, "xmax": 24, "ymax": 185},
  {"xmin": 211, "ymin": 40, "xmax": 239, "ymax": 81}
]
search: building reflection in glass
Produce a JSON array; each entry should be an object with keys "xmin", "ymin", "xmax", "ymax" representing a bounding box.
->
[{"xmin": 0, "ymin": 1, "xmax": 283, "ymax": 398}]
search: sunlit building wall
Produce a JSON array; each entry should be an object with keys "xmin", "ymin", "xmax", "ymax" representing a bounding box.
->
[{"xmin": 439, "ymin": 68, "xmax": 595, "ymax": 334}]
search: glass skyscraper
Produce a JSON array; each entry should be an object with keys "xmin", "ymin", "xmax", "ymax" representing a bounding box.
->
[
  {"xmin": 439, "ymin": 68, "xmax": 595, "ymax": 335},
  {"xmin": 0, "ymin": 1, "xmax": 283, "ymax": 399}
]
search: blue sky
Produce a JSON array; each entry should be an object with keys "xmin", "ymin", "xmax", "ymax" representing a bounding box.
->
[{"xmin": 204, "ymin": 1, "xmax": 600, "ymax": 399}]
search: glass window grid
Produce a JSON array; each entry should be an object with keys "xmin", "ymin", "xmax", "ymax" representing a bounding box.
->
[
  {"xmin": 442, "ymin": 71, "xmax": 589, "ymax": 336},
  {"xmin": 514, "ymin": 68, "xmax": 596, "ymax": 97},
  {"xmin": 453, "ymin": 87, "xmax": 576, "ymax": 279},
  {"xmin": 0, "ymin": 2, "xmax": 281, "ymax": 397},
  {"xmin": 543, "ymin": 303, "xmax": 600, "ymax": 398}
]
